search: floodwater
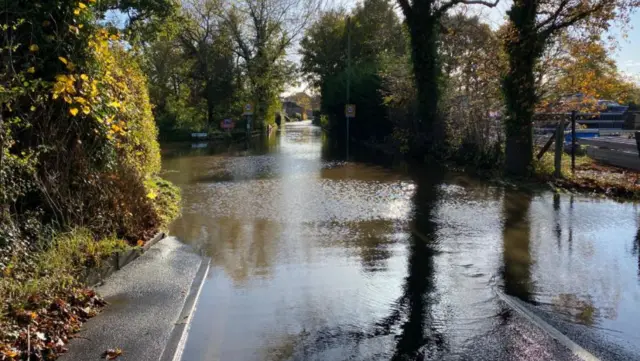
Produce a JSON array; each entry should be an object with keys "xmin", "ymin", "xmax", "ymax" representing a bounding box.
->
[{"xmin": 161, "ymin": 121, "xmax": 640, "ymax": 361}]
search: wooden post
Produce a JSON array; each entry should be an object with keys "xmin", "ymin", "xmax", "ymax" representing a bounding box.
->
[
  {"xmin": 635, "ymin": 131, "xmax": 640, "ymax": 159},
  {"xmin": 571, "ymin": 111, "xmax": 576, "ymax": 174},
  {"xmin": 554, "ymin": 121, "xmax": 564, "ymax": 178}
]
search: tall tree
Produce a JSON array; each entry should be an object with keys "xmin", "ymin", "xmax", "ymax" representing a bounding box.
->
[
  {"xmin": 502, "ymin": 0, "xmax": 639, "ymax": 175},
  {"xmin": 180, "ymin": 0, "xmax": 237, "ymax": 127},
  {"xmin": 225, "ymin": 0, "xmax": 319, "ymax": 126},
  {"xmin": 300, "ymin": 0, "xmax": 406, "ymax": 142},
  {"xmin": 395, "ymin": 0, "xmax": 498, "ymax": 154}
]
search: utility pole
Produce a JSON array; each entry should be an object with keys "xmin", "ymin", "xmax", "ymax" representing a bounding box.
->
[{"xmin": 346, "ymin": 16, "xmax": 351, "ymax": 159}]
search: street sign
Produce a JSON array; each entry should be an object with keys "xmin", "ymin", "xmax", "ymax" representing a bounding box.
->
[
  {"xmin": 243, "ymin": 103, "xmax": 253, "ymax": 115},
  {"xmin": 220, "ymin": 118, "xmax": 235, "ymax": 130},
  {"xmin": 345, "ymin": 104, "xmax": 356, "ymax": 118}
]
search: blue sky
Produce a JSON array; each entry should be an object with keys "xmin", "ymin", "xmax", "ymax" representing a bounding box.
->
[
  {"xmin": 108, "ymin": 1, "xmax": 639, "ymax": 94},
  {"xmin": 610, "ymin": 14, "xmax": 640, "ymax": 82}
]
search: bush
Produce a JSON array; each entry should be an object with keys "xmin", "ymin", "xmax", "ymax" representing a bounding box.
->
[{"xmin": 0, "ymin": 229, "xmax": 126, "ymax": 360}]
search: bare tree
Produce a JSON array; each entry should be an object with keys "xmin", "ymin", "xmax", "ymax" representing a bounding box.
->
[{"xmin": 224, "ymin": 0, "xmax": 322, "ymax": 125}]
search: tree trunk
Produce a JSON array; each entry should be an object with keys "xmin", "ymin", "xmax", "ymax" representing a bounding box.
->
[
  {"xmin": 503, "ymin": 0, "xmax": 543, "ymax": 176},
  {"xmin": 407, "ymin": 13, "xmax": 445, "ymax": 154},
  {"xmin": 203, "ymin": 77, "xmax": 216, "ymax": 129}
]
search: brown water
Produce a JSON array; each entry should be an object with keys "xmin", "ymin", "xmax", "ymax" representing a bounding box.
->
[{"xmin": 162, "ymin": 121, "xmax": 640, "ymax": 361}]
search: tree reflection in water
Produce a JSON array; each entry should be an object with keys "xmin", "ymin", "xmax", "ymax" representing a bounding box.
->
[
  {"xmin": 501, "ymin": 190, "xmax": 534, "ymax": 302},
  {"xmin": 388, "ymin": 168, "xmax": 446, "ymax": 361}
]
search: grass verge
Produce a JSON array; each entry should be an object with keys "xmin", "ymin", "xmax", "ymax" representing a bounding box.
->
[
  {"xmin": 0, "ymin": 229, "xmax": 130, "ymax": 360},
  {"xmin": 534, "ymin": 151, "xmax": 640, "ymax": 200}
]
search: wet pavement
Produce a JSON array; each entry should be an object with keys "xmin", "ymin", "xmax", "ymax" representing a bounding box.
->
[{"xmin": 161, "ymin": 121, "xmax": 640, "ymax": 361}]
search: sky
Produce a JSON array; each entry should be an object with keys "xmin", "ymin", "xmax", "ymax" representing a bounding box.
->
[
  {"xmin": 108, "ymin": 1, "xmax": 640, "ymax": 95},
  {"xmin": 284, "ymin": 0, "xmax": 640, "ymax": 95}
]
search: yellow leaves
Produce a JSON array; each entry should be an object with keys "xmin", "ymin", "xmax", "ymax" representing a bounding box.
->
[
  {"xmin": 58, "ymin": 57, "xmax": 68, "ymax": 65},
  {"xmin": 69, "ymin": 108, "xmax": 79, "ymax": 116},
  {"xmin": 1, "ymin": 348, "xmax": 19, "ymax": 358},
  {"xmin": 69, "ymin": 25, "xmax": 80, "ymax": 35},
  {"xmin": 146, "ymin": 192, "xmax": 157, "ymax": 200},
  {"xmin": 78, "ymin": 2, "xmax": 87, "ymax": 9},
  {"xmin": 82, "ymin": 106, "xmax": 91, "ymax": 115},
  {"xmin": 29, "ymin": 44, "xmax": 39, "ymax": 52},
  {"xmin": 90, "ymin": 81, "xmax": 99, "ymax": 97},
  {"xmin": 74, "ymin": 8, "xmax": 81, "ymax": 15},
  {"xmin": 108, "ymin": 101, "xmax": 121, "ymax": 109},
  {"xmin": 103, "ymin": 348, "xmax": 123, "ymax": 360},
  {"xmin": 27, "ymin": 66, "xmax": 35, "ymax": 73},
  {"xmin": 109, "ymin": 34, "xmax": 120, "ymax": 41},
  {"xmin": 74, "ymin": 96, "xmax": 87, "ymax": 104}
]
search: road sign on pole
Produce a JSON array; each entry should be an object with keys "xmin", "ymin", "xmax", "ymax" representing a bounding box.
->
[
  {"xmin": 220, "ymin": 119, "xmax": 235, "ymax": 130},
  {"xmin": 345, "ymin": 104, "xmax": 356, "ymax": 118},
  {"xmin": 243, "ymin": 103, "xmax": 253, "ymax": 115}
]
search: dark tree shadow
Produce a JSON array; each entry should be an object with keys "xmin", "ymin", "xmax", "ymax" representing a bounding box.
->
[
  {"xmin": 385, "ymin": 167, "xmax": 447, "ymax": 361},
  {"xmin": 500, "ymin": 190, "xmax": 534, "ymax": 303}
]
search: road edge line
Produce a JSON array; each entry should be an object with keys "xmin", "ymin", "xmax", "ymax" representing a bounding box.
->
[
  {"xmin": 159, "ymin": 256, "xmax": 211, "ymax": 361},
  {"xmin": 495, "ymin": 290, "xmax": 601, "ymax": 361}
]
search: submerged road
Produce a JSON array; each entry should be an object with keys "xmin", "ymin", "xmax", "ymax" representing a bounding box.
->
[{"xmin": 161, "ymin": 121, "xmax": 640, "ymax": 361}]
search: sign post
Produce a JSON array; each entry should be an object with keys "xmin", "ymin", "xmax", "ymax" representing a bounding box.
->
[
  {"xmin": 243, "ymin": 104, "xmax": 253, "ymax": 146},
  {"xmin": 345, "ymin": 104, "xmax": 355, "ymax": 158}
]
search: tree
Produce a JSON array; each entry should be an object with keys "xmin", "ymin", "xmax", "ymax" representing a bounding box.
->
[
  {"xmin": 180, "ymin": 0, "xmax": 237, "ymax": 127},
  {"xmin": 141, "ymin": 0, "xmax": 245, "ymax": 136},
  {"xmin": 439, "ymin": 14, "xmax": 505, "ymax": 165},
  {"xmin": 395, "ymin": 0, "xmax": 498, "ymax": 154},
  {"xmin": 300, "ymin": 0, "xmax": 406, "ymax": 142},
  {"xmin": 502, "ymin": 0, "xmax": 640, "ymax": 175},
  {"xmin": 225, "ymin": 0, "xmax": 319, "ymax": 127},
  {"xmin": 549, "ymin": 37, "xmax": 640, "ymax": 107}
]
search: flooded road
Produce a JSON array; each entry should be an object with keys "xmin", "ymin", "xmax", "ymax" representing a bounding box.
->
[{"xmin": 161, "ymin": 121, "xmax": 640, "ymax": 361}]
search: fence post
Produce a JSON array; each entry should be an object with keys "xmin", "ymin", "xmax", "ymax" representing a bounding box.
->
[
  {"xmin": 635, "ymin": 131, "xmax": 640, "ymax": 159},
  {"xmin": 554, "ymin": 120, "xmax": 564, "ymax": 178},
  {"xmin": 571, "ymin": 110, "xmax": 576, "ymax": 174}
]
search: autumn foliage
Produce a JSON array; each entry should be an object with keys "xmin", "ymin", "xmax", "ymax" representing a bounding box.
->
[{"xmin": 1, "ymin": 1, "xmax": 179, "ymax": 359}]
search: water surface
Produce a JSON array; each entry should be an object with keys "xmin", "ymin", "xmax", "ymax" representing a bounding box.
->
[{"xmin": 162, "ymin": 121, "xmax": 640, "ymax": 361}]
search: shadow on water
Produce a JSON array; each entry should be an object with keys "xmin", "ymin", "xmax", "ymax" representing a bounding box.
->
[
  {"xmin": 634, "ymin": 216, "xmax": 640, "ymax": 280},
  {"xmin": 388, "ymin": 168, "xmax": 447, "ymax": 361},
  {"xmin": 500, "ymin": 190, "xmax": 534, "ymax": 303}
]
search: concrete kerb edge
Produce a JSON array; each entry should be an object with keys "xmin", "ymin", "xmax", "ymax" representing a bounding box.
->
[
  {"xmin": 85, "ymin": 232, "xmax": 167, "ymax": 288},
  {"xmin": 159, "ymin": 257, "xmax": 211, "ymax": 361},
  {"xmin": 494, "ymin": 290, "xmax": 601, "ymax": 361},
  {"xmin": 411, "ymin": 227, "xmax": 601, "ymax": 361}
]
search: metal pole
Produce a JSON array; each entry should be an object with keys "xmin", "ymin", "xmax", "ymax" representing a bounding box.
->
[
  {"xmin": 571, "ymin": 110, "xmax": 576, "ymax": 174},
  {"xmin": 554, "ymin": 120, "xmax": 563, "ymax": 178},
  {"xmin": 346, "ymin": 16, "xmax": 351, "ymax": 159}
]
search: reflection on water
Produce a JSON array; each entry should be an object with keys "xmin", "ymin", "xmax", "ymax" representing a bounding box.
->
[
  {"xmin": 162, "ymin": 121, "xmax": 640, "ymax": 360},
  {"xmin": 501, "ymin": 191, "xmax": 534, "ymax": 302}
]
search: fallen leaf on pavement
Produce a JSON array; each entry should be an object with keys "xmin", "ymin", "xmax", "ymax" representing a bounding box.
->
[{"xmin": 102, "ymin": 348, "xmax": 123, "ymax": 359}]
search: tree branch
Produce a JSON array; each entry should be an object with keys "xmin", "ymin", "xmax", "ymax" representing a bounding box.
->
[
  {"xmin": 539, "ymin": 2, "xmax": 607, "ymax": 40},
  {"xmin": 436, "ymin": 0, "xmax": 499, "ymax": 17},
  {"xmin": 535, "ymin": 0, "xmax": 571, "ymax": 31}
]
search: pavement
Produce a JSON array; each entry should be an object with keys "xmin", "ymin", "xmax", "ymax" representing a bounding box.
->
[{"xmin": 60, "ymin": 236, "xmax": 209, "ymax": 361}]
